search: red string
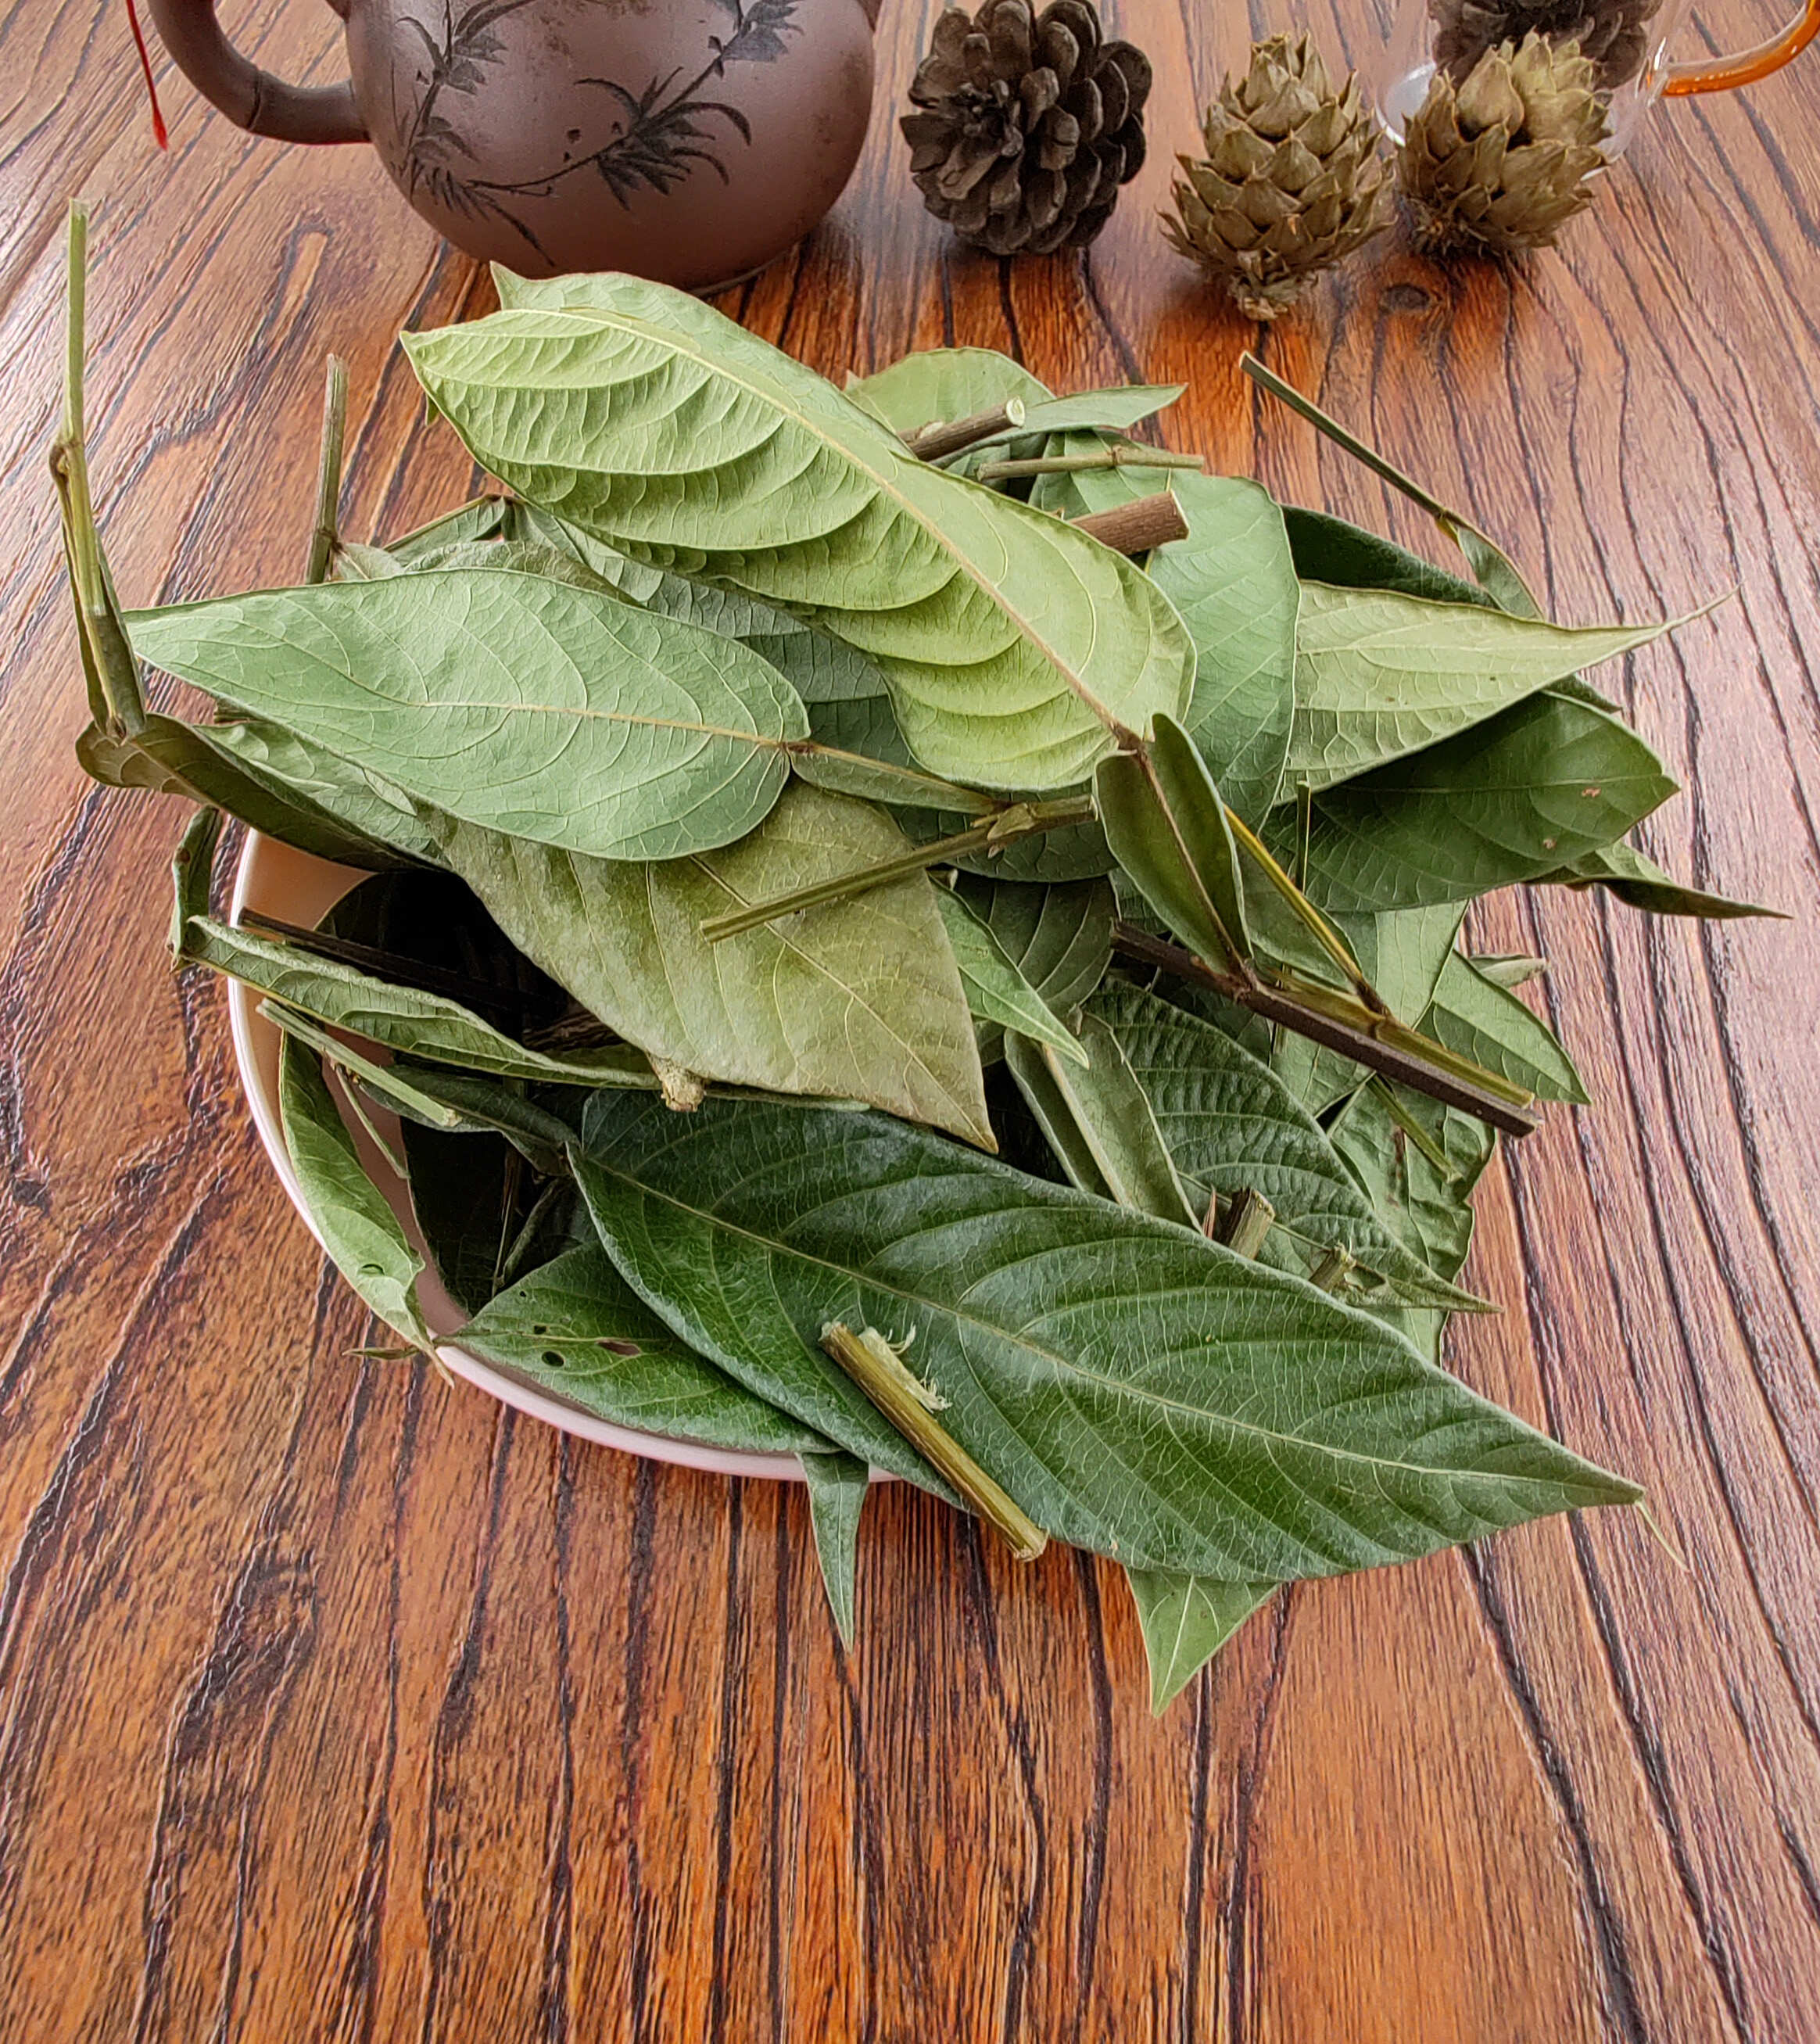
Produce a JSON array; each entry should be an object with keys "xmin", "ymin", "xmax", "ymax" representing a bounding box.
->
[{"xmin": 124, "ymin": 0, "xmax": 170, "ymax": 150}]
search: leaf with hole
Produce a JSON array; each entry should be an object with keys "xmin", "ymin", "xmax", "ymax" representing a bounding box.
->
[{"xmin": 457, "ymin": 1245, "xmax": 828, "ymax": 1455}]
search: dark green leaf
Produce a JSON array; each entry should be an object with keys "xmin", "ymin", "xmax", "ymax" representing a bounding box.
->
[
  {"xmin": 574, "ymin": 1092, "xmax": 1640, "ymax": 1580},
  {"xmin": 1090, "ymin": 980, "xmax": 1483, "ymax": 1309},
  {"xmin": 1539, "ymin": 839, "xmax": 1782, "ymax": 919},
  {"xmin": 1283, "ymin": 694, "xmax": 1676, "ymax": 914},
  {"xmin": 1096, "ymin": 715, "xmax": 1250, "ymax": 967},
  {"xmin": 1005, "ymin": 1015, "xmax": 1199, "ymax": 1227}
]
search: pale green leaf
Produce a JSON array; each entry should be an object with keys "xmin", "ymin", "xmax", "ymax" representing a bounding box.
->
[
  {"xmin": 574, "ymin": 1091, "xmax": 1641, "ymax": 1580},
  {"xmin": 403, "ymin": 285, "xmax": 1195, "ymax": 790},
  {"xmin": 843, "ymin": 347, "xmax": 1052, "ymax": 432},
  {"xmin": 1126, "ymin": 1572, "xmax": 1274, "ymax": 1714},
  {"xmin": 1290, "ymin": 582, "xmax": 1675, "ymax": 790},
  {"xmin": 278, "ymin": 1033, "xmax": 432, "ymax": 1351},
  {"xmin": 953, "ymin": 873, "xmax": 1114, "ymax": 1062},
  {"xmin": 78, "ymin": 712, "xmax": 425, "ymax": 868},
  {"xmin": 1150, "ymin": 475, "xmax": 1299, "ymax": 824},
  {"xmin": 179, "ymin": 912, "xmax": 661, "ymax": 1088},
  {"xmin": 128, "ymin": 568, "xmax": 809, "ymax": 861},
  {"xmin": 1424, "ymin": 952, "xmax": 1588, "ymax": 1105},
  {"xmin": 430, "ymin": 782, "xmax": 994, "ymax": 1147},
  {"xmin": 801, "ymin": 1449, "xmax": 870, "ymax": 1645}
]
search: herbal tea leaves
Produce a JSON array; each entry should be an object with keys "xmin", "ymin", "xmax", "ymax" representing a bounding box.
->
[
  {"xmin": 432, "ymin": 783, "xmax": 994, "ymax": 1146},
  {"xmin": 1090, "ymin": 981, "xmax": 1484, "ymax": 1309},
  {"xmin": 63, "ymin": 199, "xmax": 1718, "ymax": 1712},
  {"xmin": 403, "ymin": 281, "xmax": 1195, "ymax": 790},
  {"xmin": 573, "ymin": 1092, "xmax": 1639, "ymax": 1580},
  {"xmin": 128, "ymin": 569, "xmax": 811, "ymax": 861}
]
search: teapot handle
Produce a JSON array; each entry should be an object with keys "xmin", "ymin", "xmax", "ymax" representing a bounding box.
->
[{"xmin": 146, "ymin": 0, "xmax": 367, "ymax": 143}]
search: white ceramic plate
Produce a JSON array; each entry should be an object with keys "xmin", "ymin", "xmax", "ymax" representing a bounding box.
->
[{"xmin": 228, "ymin": 830, "xmax": 806, "ymax": 1483}]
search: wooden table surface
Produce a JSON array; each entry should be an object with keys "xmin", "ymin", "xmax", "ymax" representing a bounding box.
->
[{"xmin": 5, "ymin": 1, "xmax": 1820, "ymax": 2036}]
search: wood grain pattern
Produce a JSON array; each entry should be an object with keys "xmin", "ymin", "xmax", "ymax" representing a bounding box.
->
[{"xmin": 2, "ymin": 1, "xmax": 1818, "ymax": 2035}]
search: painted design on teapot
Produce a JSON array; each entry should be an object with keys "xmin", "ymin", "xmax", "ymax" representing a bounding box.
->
[{"xmin": 393, "ymin": 0, "xmax": 805, "ymax": 265}]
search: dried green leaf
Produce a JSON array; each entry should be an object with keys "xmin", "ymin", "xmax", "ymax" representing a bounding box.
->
[
  {"xmin": 405, "ymin": 281, "xmax": 1195, "ymax": 790},
  {"xmin": 573, "ymin": 1091, "xmax": 1640, "ymax": 1579},
  {"xmin": 128, "ymin": 568, "xmax": 810, "ymax": 861}
]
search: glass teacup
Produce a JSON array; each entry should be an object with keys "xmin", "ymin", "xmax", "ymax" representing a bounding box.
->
[{"xmin": 1375, "ymin": 0, "xmax": 1820, "ymax": 156}]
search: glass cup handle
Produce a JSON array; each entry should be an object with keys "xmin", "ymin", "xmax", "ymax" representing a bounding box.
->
[{"xmin": 1662, "ymin": 0, "xmax": 1820, "ymax": 95}]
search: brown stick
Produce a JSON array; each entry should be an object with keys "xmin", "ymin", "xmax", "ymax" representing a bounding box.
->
[
  {"xmin": 901, "ymin": 402, "xmax": 1027, "ymax": 461},
  {"xmin": 1072, "ymin": 492, "xmax": 1190, "ymax": 555},
  {"xmin": 1112, "ymin": 923, "xmax": 1540, "ymax": 1139}
]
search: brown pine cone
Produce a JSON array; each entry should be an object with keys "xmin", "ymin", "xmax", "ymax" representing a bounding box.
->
[{"xmin": 901, "ymin": 0, "xmax": 1153, "ymax": 256}]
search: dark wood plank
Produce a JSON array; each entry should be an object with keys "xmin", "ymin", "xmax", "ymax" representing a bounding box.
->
[{"xmin": 2, "ymin": 2, "xmax": 1818, "ymax": 2036}]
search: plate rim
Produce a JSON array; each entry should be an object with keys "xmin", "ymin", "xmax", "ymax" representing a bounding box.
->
[{"xmin": 227, "ymin": 829, "xmax": 814, "ymax": 1484}]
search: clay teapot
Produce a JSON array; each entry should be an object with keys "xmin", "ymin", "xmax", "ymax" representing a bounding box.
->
[{"xmin": 146, "ymin": 0, "xmax": 882, "ymax": 289}]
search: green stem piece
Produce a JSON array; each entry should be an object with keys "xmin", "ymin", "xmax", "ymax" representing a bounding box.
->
[
  {"xmin": 51, "ymin": 201, "xmax": 145, "ymax": 737},
  {"xmin": 1223, "ymin": 805, "xmax": 1387, "ymax": 1016},
  {"xmin": 306, "ymin": 356, "xmax": 349, "ymax": 586},
  {"xmin": 698, "ymin": 795, "xmax": 1097, "ymax": 944},
  {"xmin": 1368, "ymin": 1078, "xmax": 1461, "ymax": 1180},
  {"xmin": 976, "ymin": 448, "xmax": 1206, "ymax": 484},
  {"xmin": 819, "ymin": 1322, "xmax": 1048, "ymax": 1562}
]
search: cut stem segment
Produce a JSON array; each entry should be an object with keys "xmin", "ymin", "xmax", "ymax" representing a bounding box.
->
[
  {"xmin": 1071, "ymin": 492, "xmax": 1190, "ymax": 555},
  {"xmin": 305, "ymin": 357, "xmax": 349, "ymax": 586},
  {"xmin": 819, "ymin": 1322, "xmax": 1047, "ymax": 1562},
  {"xmin": 901, "ymin": 400, "xmax": 1027, "ymax": 462}
]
